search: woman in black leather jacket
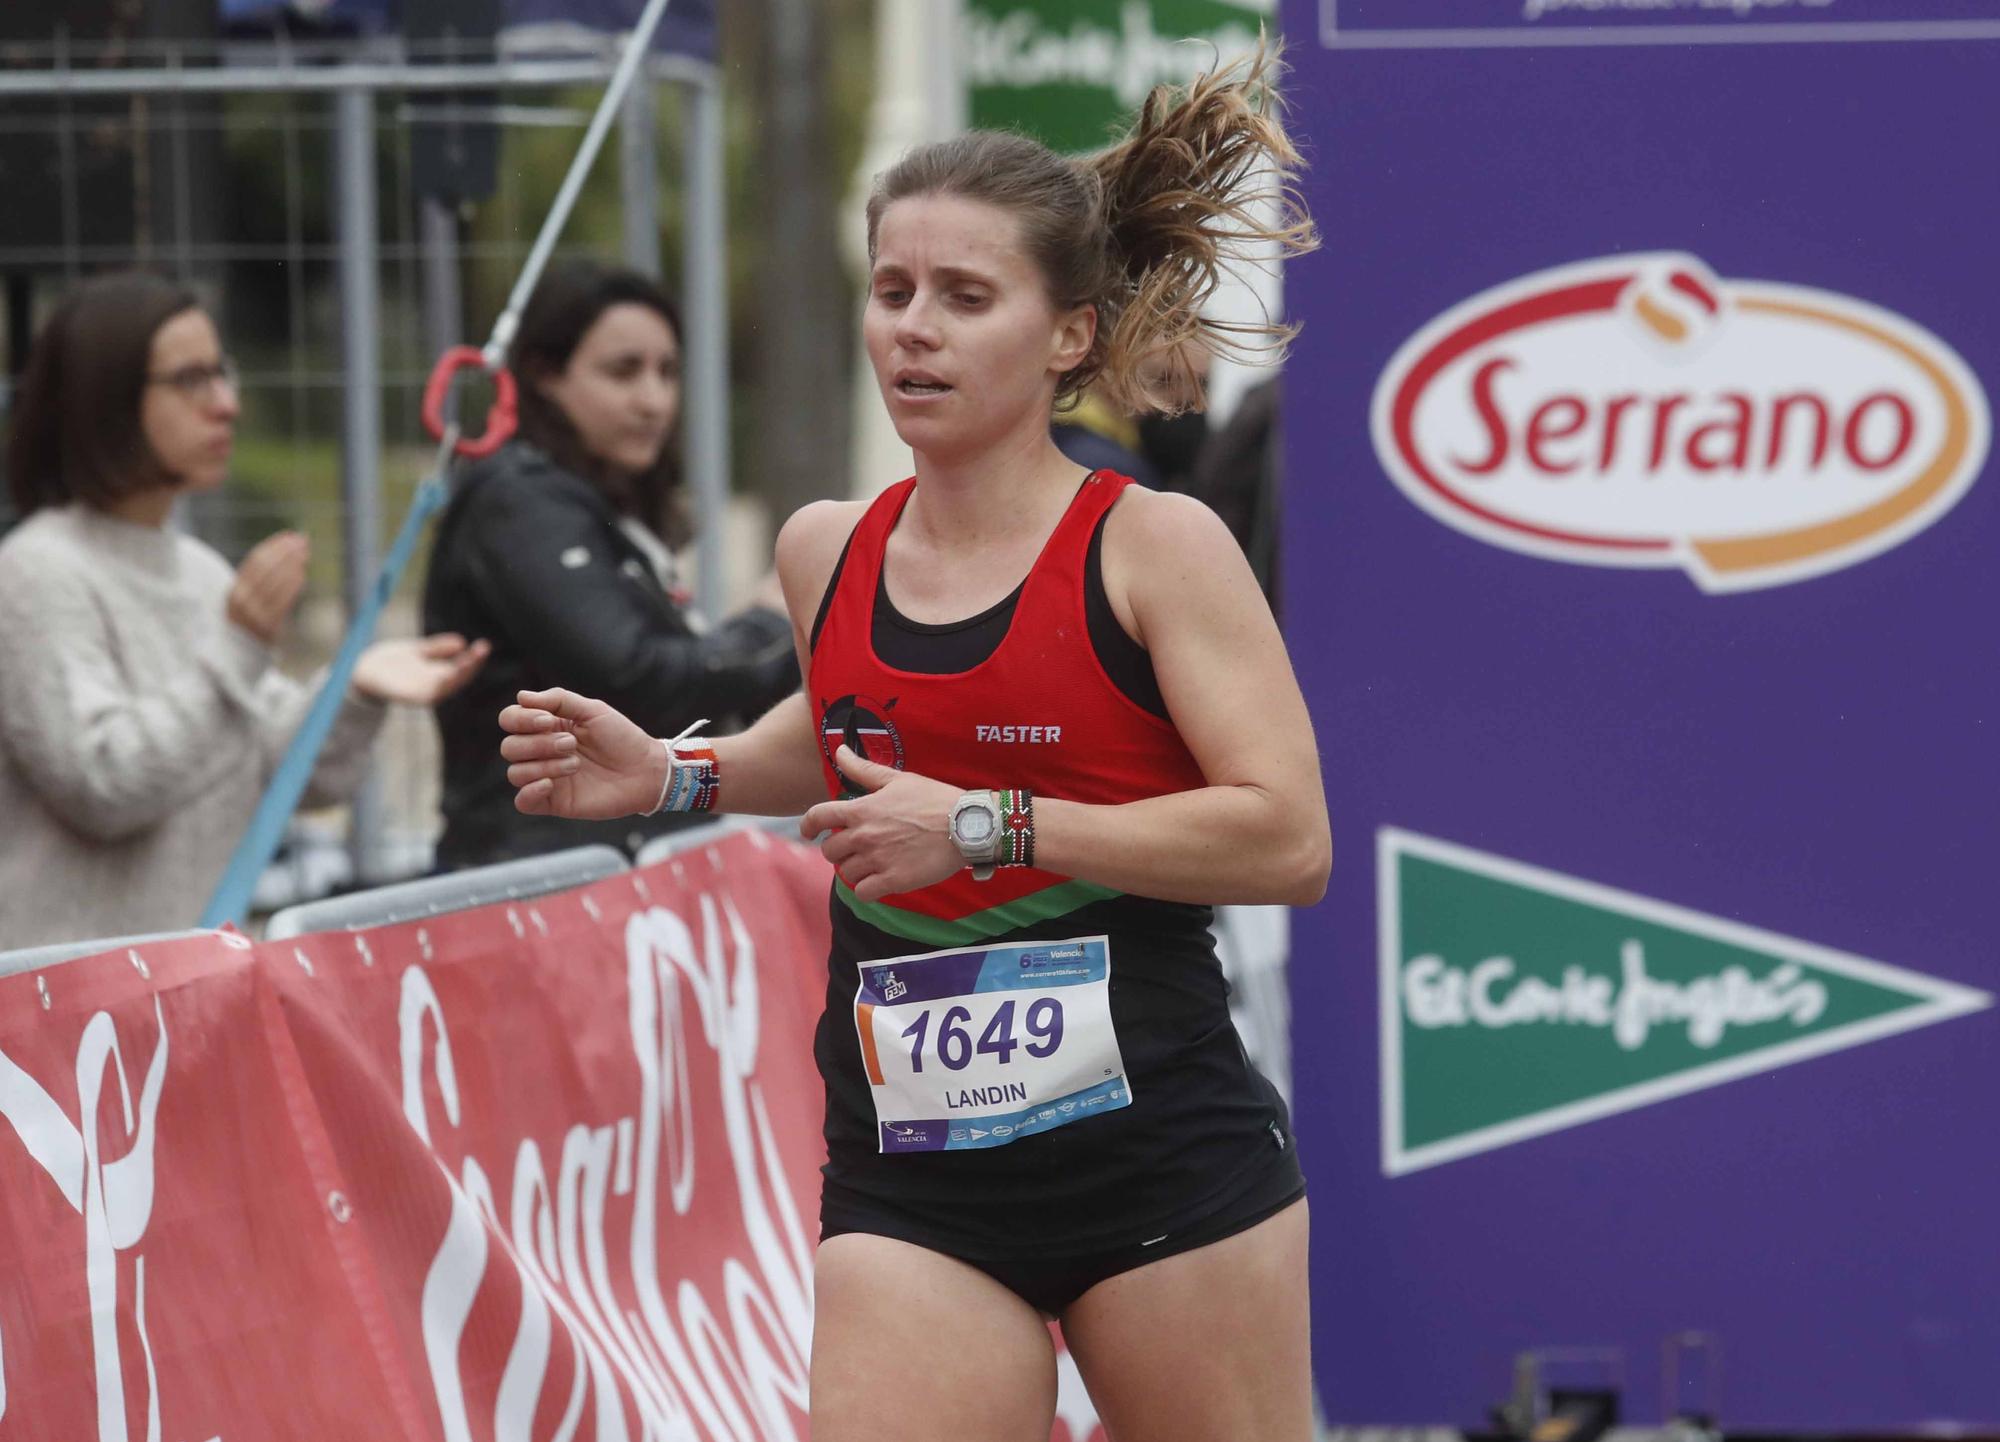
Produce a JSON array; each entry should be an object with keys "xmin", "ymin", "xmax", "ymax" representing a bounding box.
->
[{"xmin": 422, "ymin": 262, "xmax": 797, "ymax": 868}]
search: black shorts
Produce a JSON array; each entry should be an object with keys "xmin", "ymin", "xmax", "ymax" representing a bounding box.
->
[{"xmin": 820, "ymin": 1158, "xmax": 1305, "ymax": 1318}]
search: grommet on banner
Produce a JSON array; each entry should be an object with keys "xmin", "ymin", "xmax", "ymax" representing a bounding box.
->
[{"xmin": 327, "ymin": 1191, "xmax": 353, "ymax": 1224}]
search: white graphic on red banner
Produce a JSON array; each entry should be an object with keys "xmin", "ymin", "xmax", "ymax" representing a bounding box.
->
[{"xmin": 0, "ymin": 834, "xmax": 1109, "ymax": 1441}]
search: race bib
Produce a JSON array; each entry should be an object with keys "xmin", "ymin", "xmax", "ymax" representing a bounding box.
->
[{"xmin": 852, "ymin": 935, "xmax": 1130, "ymax": 1153}]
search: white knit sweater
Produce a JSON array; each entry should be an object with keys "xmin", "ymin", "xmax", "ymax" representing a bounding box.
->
[{"xmin": 0, "ymin": 505, "xmax": 385, "ymax": 948}]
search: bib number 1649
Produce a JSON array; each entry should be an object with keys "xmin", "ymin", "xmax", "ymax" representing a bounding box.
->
[{"xmin": 899, "ymin": 997, "xmax": 1063, "ymax": 1074}]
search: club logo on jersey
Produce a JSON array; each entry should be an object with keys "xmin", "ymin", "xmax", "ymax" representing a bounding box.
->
[
  {"xmin": 819, "ymin": 693, "xmax": 906, "ymax": 796},
  {"xmin": 1371, "ymin": 252, "xmax": 1991, "ymax": 592}
]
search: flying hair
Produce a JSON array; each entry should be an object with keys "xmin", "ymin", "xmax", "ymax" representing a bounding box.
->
[{"xmin": 865, "ymin": 36, "xmax": 1318, "ymax": 415}]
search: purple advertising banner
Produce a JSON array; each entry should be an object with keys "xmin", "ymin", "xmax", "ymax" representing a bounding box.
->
[
  {"xmin": 1322, "ymin": 0, "xmax": 2000, "ymax": 44},
  {"xmin": 1279, "ymin": 0, "xmax": 1998, "ymax": 1428}
]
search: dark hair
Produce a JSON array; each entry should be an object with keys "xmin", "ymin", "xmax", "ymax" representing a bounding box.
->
[
  {"xmin": 6, "ymin": 271, "xmax": 202, "ymax": 516},
  {"xmin": 865, "ymin": 39, "xmax": 1317, "ymax": 416},
  {"xmin": 509, "ymin": 261, "xmax": 688, "ymax": 545}
]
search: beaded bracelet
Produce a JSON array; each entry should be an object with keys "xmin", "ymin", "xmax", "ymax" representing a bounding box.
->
[
  {"xmin": 997, "ymin": 787, "xmax": 1035, "ymax": 869},
  {"xmin": 650, "ymin": 720, "xmax": 720, "ymax": 815}
]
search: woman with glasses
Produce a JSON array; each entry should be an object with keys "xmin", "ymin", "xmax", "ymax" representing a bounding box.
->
[{"xmin": 0, "ymin": 271, "xmax": 488, "ymax": 948}]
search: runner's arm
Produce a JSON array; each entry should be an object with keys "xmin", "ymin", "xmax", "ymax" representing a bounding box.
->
[
  {"xmin": 1031, "ymin": 489, "xmax": 1329, "ymax": 903},
  {"xmin": 702, "ymin": 497, "xmax": 868, "ymax": 812},
  {"xmin": 500, "ymin": 498, "xmax": 862, "ymax": 820}
]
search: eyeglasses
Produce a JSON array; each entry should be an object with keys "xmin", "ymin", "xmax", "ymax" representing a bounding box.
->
[{"xmin": 147, "ymin": 357, "xmax": 239, "ymax": 402}]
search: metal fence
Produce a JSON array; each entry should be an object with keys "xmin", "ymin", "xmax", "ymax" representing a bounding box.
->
[{"xmin": 0, "ymin": 34, "xmax": 730, "ymax": 891}]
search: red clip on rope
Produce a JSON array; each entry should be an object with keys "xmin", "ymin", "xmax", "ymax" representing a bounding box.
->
[{"xmin": 422, "ymin": 346, "xmax": 519, "ymax": 458}]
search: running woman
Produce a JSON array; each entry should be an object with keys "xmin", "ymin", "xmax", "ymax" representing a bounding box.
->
[{"xmin": 499, "ymin": 45, "xmax": 1328, "ymax": 1442}]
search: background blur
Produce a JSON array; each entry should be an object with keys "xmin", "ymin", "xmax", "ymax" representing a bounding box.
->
[
  {"xmin": 0, "ymin": 0, "xmax": 1278, "ymax": 902},
  {"xmin": 2, "ymin": 0, "xmax": 1280, "ymax": 902}
]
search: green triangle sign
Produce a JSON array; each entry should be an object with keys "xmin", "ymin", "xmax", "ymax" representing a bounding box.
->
[{"xmin": 1379, "ymin": 828, "xmax": 1992, "ymax": 1176}]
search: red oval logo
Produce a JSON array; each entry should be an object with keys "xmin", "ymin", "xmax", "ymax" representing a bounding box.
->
[{"xmin": 1371, "ymin": 254, "xmax": 1990, "ymax": 591}]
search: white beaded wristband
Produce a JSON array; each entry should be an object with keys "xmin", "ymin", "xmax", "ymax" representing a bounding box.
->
[{"xmin": 648, "ymin": 718, "xmax": 714, "ymax": 816}]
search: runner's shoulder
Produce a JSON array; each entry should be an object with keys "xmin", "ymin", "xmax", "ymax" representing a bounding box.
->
[
  {"xmin": 1101, "ymin": 484, "xmax": 1247, "ymax": 615},
  {"xmin": 776, "ymin": 498, "xmax": 869, "ymax": 612}
]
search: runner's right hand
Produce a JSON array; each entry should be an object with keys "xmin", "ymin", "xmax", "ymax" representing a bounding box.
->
[{"xmin": 499, "ymin": 688, "xmax": 666, "ymax": 819}]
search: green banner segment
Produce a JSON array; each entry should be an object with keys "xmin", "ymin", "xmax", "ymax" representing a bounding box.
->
[
  {"xmin": 1378, "ymin": 828, "xmax": 1991, "ymax": 1176},
  {"xmin": 962, "ymin": 0, "xmax": 1270, "ymax": 155}
]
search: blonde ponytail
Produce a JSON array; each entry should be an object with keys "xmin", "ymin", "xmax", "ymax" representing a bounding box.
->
[{"xmin": 1086, "ymin": 39, "xmax": 1319, "ymax": 413}]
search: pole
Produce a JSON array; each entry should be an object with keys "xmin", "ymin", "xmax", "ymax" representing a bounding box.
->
[
  {"xmin": 619, "ymin": 65, "xmax": 662, "ymax": 280},
  {"xmin": 683, "ymin": 70, "xmax": 729, "ymax": 620},
  {"xmin": 335, "ymin": 86, "xmax": 385, "ymax": 884},
  {"xmin": 420, "ymin": 198, "xmax": 464, "ymax": 382}
]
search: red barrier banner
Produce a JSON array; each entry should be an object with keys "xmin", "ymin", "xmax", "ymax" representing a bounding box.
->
[{"xmin": 1, "ymin": 830, "xmax": 1108, "ymax": 1442}]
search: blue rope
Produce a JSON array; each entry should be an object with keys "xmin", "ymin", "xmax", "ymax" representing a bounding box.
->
[
  {"xmin": 201, "ymin": 0, "xmax": 679, "ymax": 928},
  {"xmin": 198, "ymin": 471, "xmax": 450, "ymax": 927}
]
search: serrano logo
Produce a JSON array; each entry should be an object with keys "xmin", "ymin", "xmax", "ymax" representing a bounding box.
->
[{"xmin": 1371, "ymin": 253, "xmax": 1991, "ymax": 591}]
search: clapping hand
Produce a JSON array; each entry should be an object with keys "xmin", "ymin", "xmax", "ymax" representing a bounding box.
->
[
  {"xmin": 227, "ymin": 530, "xmax": 310, "ymax": 645},
  {"xmin": 352, "ymin": 633, "xmax": 491, "ymax": 706}
]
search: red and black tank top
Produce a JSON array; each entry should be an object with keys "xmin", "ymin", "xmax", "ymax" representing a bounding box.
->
[
  {"xmin": 808, "ymin": 471, "xmax": 1207, "ymax": 946},
  {"xmin": 806, "ymin": 471, "xmax": 1301, "ymax": 1259}
]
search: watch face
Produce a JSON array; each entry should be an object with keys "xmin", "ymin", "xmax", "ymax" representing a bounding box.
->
[{"xmin": 956, "ymin": 806, "xmax": 997, "ymax": 845}]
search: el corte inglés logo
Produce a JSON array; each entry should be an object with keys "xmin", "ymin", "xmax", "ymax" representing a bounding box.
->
[
  {"xmin": 1378, "ymin": 828, "xmax": 1991, "ymax": 1176},
  {"xmin": 1371, "ymin": 253, "xmax": 1991, "ymax": 591}
]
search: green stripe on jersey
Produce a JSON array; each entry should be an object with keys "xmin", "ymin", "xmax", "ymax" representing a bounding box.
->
[{"xmin": 834, "ymin": 877, "xmax": 1120, "ymax": 946}]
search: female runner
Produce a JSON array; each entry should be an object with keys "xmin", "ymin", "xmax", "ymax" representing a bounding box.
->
[{"xmin": 498, "ymin": 46, "xmax": 1328, "ymax": 1442}]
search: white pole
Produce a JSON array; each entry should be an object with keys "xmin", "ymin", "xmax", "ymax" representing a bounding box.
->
[
  {"xmin": 335, "ymin": 86, "xmax": 385, "ymax": 882},
  {"xmin": 845, "ymin": 0, "xmax": 963, "ymax": 499},
  {"xmin": 619, "ymin": 65, "xmax": 663, "ymax": 279},
  {"xmin": 682, "ymin": 72, "xmax": 730, "ymax": 620}
]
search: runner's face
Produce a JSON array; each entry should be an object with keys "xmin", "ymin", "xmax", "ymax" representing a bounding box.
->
[
  {"xmin": 540, "ymin": 302, "xmax": 681, "ymax": 476},
  {"xmin": 140, "ymin": 309, "xmax": 238, "ymax": 493},
  {"xmin": 865, "ymin": 195, "xmax": 1095, "ymax": 462}
]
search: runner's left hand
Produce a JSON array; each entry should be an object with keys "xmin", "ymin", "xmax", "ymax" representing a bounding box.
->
[{"xmin": 801, "ymin": 746, "xmax": 963, "ymax": 901}]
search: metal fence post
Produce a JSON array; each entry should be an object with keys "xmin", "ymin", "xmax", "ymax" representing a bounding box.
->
[
  {"xmin": 683, "ymin": 70, "xmax": 729, "ymax": 621},
  {"xmin": 620, "ymin": 65, "xmax": 662, "ymax": 280},
  {"xmin": 420, "ymin": 197, "xmax": 464, "ymax": 367},
  {"xmin": 335, "ymin": 84, "xmax": 386, "ymax": 882}
]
